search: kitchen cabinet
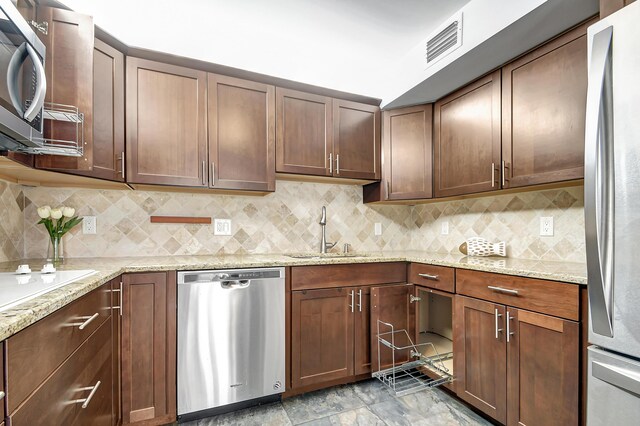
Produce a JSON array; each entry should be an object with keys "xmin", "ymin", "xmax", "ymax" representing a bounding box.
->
[
  {"xmin": 454, "ymin": 270, "xmax": 580, "ymax": 426},
  {"xmin": 501, "ymin": 23, "xmax": 588, "ymax": 188},
  {"xmin": 434, "ymin": 70, "xmax": 501, "ymax": 198},
  {"xmin": 276, "ymin": 90, "xmax": 380, "ymax": 180},
  {"xmin": 126, "ymin": 58, "xmax": 208, "ymax": 187},
  {"xmin": 600, "ymin": 0, "xmax": 636, "ymax": 17},
  {"xmin": 121, "ymin": 272, "xmax": 176, "ymax": 425},
  {"xmin": 290, "ymin": 263, "xmax": 406, "ymax": 394},
  {"xmin": 276, "ymin": 88, "xmax": 333, "ymax": 176},
  {"xmin": 112, "ymin": 278, "xmax": 123, "ymax": 426},
  {"xmin": 364, "ymin": 104, "xmax": 433, "ymax": 202},
  {"xmin": 5, "ymin": 282, "xmax": 113, "ymax": 425},
  {"xmin": 208, "ymin": 74, "xmax": 275, "ymax": 191},
  {"xmin": 34, "ymin": 6, "xmax": 94, "ymax": 171}
]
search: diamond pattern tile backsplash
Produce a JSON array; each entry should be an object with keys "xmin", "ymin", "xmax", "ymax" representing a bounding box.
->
[{"xmin": 0, "ymin": 177, "xmax": 586, "ymax": 263}]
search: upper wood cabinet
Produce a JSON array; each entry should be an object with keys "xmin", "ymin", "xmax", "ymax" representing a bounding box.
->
[
  {"xmin": 208, "ymin": 74, "xmax": 275, "ymax": 191},
  {"xmin": 121, "ymin": 272, "xmax": 176, "ymax": 425},
  {"xmin": 34, "ymin": 6, "xmax": 94, "ymax": 171},
  {"xmin": 126, "ymin": 58, "xmax": 208, "ymax": 187},
  {"xmin": 364, "ymin": 105, "xmax": 433, "ymax": 202},
  {"xmin": 600, "ymin": 0, "xmax": 636, "ymax": 18},
  {"xmin": 434, "ymin": 70, "xmax": 501, "ymax": 198},
  {"xmin": 502, "ymin": 23, "xmax": 588, "ymax": 188},
  {"xmin": 276, "ymin": 91, "xmax": 380, "ymax": 180},
  {"xmin": 276, "ymin": 88, "xmax": 333, "ymax": 176},
  {"xmin": 333, "ymin": 99, "xmax": 381, "ymax": 180}
]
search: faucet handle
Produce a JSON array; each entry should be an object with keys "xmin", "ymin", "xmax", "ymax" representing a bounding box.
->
[{"xmin": 343, "ymin": 243, "xmax": 351, "ymax": 254}]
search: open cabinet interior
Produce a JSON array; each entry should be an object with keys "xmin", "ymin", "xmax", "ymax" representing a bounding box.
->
[{"xmin": 370, "ymin": 284, "xmax": 454, "ymax": 396}]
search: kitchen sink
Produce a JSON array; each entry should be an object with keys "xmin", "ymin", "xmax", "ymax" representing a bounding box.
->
[{"xmin": 286, "ymin": 253, "xmax": 368, "ymax": 259}]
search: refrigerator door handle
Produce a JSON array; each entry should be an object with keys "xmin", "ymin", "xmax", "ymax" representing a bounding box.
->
[
  {"xmin": 585, "ymin": 25, "xmax": 615, "ymax": 338},
  {"xmin": 592, "ymin": 361, "xmax": 640, "ymax": 398}
]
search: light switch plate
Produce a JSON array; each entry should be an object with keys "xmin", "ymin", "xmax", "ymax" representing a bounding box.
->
[
  {"xmin": 540, "ymin": 217, "xmax": 554, "ymax": 236},
  {"xmin": 82, "ymin": 216, "xmax": 96, "ymax": 234},
  {"xmin": 214, "ymin": 219, "xmax": 232, "ymax": 236},
  {"xmin": 441, "ymin": 221, "xmax": 449, "ymax": 235},
  {"xmin": 374, "ymin": 223, "xmax": 382, "ymax": 236}
]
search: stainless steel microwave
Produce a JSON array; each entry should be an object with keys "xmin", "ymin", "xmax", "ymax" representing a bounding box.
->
[{"xmin": 0, "ymin": 0, "xmax": 46, "ymax": 152}]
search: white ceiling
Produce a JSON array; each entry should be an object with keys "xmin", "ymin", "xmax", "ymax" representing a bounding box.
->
[{"xmin": 58, "ymin": 0, "xmax": 471, "ymax": 98}]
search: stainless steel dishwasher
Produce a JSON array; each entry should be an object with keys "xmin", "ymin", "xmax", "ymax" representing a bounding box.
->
[{"xmin": 177, "ymin": 268, "xmax": 285, "ymax": 422}]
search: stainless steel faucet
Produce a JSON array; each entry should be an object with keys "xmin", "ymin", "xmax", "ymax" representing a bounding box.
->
[{"xmin": 319, "ymin": 206, "xmax": 336, "ymax": 254}]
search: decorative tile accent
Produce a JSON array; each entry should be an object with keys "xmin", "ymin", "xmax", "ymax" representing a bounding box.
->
[
  {"xmin": 411, "ymin": 186, "xmax": 586, "ymax": 263},
  {"xmin": 0, "ymin": 180, "xmax": 24, "ymax": 262}
]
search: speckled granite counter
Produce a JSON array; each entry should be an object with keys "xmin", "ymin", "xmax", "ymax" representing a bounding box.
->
[{"xmin": 0, "ymin": 252, "xmax": 586, "ymax": 341}]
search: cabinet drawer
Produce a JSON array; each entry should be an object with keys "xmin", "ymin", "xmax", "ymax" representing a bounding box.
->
[
  {"xmin": 408, "ymin": 263, "xmax": 455, "ymax": 293},
  {"xmin": 10, "ymin": 319, "xmax": 112, "ymax": 426},
  {"xmin": 6, "ymin": 282, "xmax": 112, "ymax": 413},
  {"xmin": 456, "ymin": 269, "xmax": 579, "ymax": 320},
  {"xmin": 291, "ymin": 262, "xmax": 406, "ymax": 290}
]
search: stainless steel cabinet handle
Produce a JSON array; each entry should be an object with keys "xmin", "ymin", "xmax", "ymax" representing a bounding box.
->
[
  {"xmin": 357, "ymin": 289, "xmax": 362, "ymax": 312},
  {"xmin": 120, "ymin": 152, "xmax": 125, "ymax": 178},
  {"xmin": 201, "ymin": 161, "xmax": 206, "ymax": 185},
  {"xmin": 506, "ymin": 311, "xmax": 514, "ymax": 343},
  {"xmin": 336, "ymin": 154, "xmax": 340, "ymax": 175},
  {"xmin": 491, "ymin": 162, "xmax": 495, "ymax": 188},
  {"xmin": 78, "ymin": 312, "xmax": 99, "ymax": 330},
  {"xmin": 418, "ymin": 273, "xmax": 439, "ymax": 281},
  {"xmin": 585, "ymin": 25, "xmax": 615, "ymax": 338},
  {"xmin": 210, "ymin": 162, "xmax": 215, "ymax": 187},
  {"xmin": 495, "ymin": 309, "xmax": 503, "ymax": 340},
  {"xmin": 488, "ymin": 285, "xmax": 519, "ymax": 296},
  {"xmin": 386, "ymin": 181, "xmax": 390, "ymax": 198},
  {"xmin": 501, "ymin": 160, "xmax": 507, "ymax": 187},
  {"xmin": 0, "ymin": 391, "xmax": 5, "ymax": 400},
  {"xmin": 328, "ymin": 152, "xmax": 333, "ymax": 174},
  {"xmin": 78, "ymin": 381, "xmax": 101, "ymax": 409},
  {"xmin": 112, "ymin": 282, "xmax": 123, "ymax": 316},
  {"xmin": 349, "ymin": 290, "xmax": 355, "ymax": 313}
]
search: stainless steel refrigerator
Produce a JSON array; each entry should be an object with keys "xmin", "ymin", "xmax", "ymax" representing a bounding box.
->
[{"xmin": 585, "ymin": 2, "xmax": 640, "ymax": 425}]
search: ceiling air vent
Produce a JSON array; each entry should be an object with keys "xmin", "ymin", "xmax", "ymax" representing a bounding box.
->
[{"xmin": 425, "ymin": 11, "xmax": 463, "ymax": 68}]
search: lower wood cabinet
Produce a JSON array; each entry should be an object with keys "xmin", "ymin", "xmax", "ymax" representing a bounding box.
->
[
  {"xmin": 455, "ymin": 295, "xmax": 579, "ymax": 426},
  {"xmin": 111, "ymin": 278, "xmax": 123, "ymax": 426},
  {"xmin": 121, "ymin": 272, "xmax": 176, "ymax": 425}
]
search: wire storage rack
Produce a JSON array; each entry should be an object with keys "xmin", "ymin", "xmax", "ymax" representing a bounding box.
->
[
  {"xmin": 372, "ymin": 320, "xmax": 453, "ymax": 397},
  {"xmin": 22, "ymin": 101, "xmax": 84, "ymax": 157}
]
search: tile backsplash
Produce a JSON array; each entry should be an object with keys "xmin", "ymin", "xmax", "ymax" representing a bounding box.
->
[{"xmin": 1, "ymin": 178, "xmax": 586, "ymax": 262}]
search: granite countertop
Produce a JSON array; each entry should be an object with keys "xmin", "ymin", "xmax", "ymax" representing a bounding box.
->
[{"xmin": 0, "ymin": 252, "xmax": 587, "ymax": 341}]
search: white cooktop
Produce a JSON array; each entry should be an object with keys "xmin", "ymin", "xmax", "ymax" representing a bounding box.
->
[{"xmin": 0, "ymin": 269, "xmax": 97, "ymax": 313}]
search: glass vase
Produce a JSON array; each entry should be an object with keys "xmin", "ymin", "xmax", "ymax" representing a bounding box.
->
[{"xmin": 48, "ymin": 235, "xmax": 63, "ymax": 265}]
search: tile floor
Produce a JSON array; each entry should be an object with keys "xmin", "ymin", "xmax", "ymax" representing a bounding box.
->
[{"xmin": 182, "ymin": 379, "xmax": 491, "ymax": 425}]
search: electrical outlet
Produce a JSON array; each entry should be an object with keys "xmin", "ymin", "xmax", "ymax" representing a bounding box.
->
[
  {"xmin": 441, "ymin": 221, "xmax": 449, "ymax": 235},
  {"xmin": 214, "ymin": 219, "xmax": 232, "ymax": 236},
  {"xmin": 374, "ymin": 223, "xmax": 382, "ymax": 236},
  {"xmin": 540, "ymin": 217, "xmax": 554, "ymax": 236},
  {"xmin": 82, "ymin": 216, "xmax": 96, "ymax": 234}
]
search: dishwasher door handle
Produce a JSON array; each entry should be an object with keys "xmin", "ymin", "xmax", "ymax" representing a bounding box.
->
[{"xmin": 221, "ymin": 280, "xmax": 251, "ymax": 289}]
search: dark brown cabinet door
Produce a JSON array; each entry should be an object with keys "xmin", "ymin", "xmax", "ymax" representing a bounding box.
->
[
  {"xmin": 333, "ymin": 99, "xmax": 381, "ymax": 180},
  {"xmin": 454, "ymin": 295, "xmax": 507, "ymax": 424},
  {"xmin": 370, "ymin": 284, "xmax": 415, "ymax": 372},
  {"xmin": 291, "ymin": 288, "xmax": 354, "ymax": 389},
  {"xmin": 354, "ymin": 287, "xmax": 371, "ymax": 375},
  {"xmin": 121, "ymin": 272, "xmax": 176, "ymax": 425},
  {"xmin": 90, "ymin": 39, "xmax": 125, "ymax": 182},
  {"xmin": 384, "ymin": 105, "xmax": 433, "ymax": 200},
  {"xmin": 506, "ymin": 308, "xmax": 579, "ymax": 426},
  {"xmin": 34, "ymin": 6, "xmax": 94, "ymax": 171},
  {"xmin": 208, "ymin": 74, "xmax": 275, "ymax": 191},
  {"xmin": 112, "ymin": 278, "xmax": 122, "ymax": 426},
  {"xmin": 502, "ymin": 23, "xmax": 588, "ymax": 188},
  {"xmin": 600, "ymin": 0, "xmax": 636, "ymax": 18},
  {"xmin": 276, "ymin": 88, "xmax": 332, "ymax": 176},
  {"xmin": 126, "ymin": 58, "xmax": 207, "ymax": 187},
  {"xmin": 434, "ymin": 71, "xmax": 501, "ymax": 197}
]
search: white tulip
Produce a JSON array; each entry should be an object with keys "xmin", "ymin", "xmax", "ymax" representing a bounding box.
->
[
  {"xmin": 37, "ymin": 206, "xmax": 50, "ymax": 219},
  {"xmin": 62, "ymin": 207, "xmax": 75, "ymax": 218},
  {"xmin": 50, "ymin": 208, "xmax": 63, "ymax": 220}
]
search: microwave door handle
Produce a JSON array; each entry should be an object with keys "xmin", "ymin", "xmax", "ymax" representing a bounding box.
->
[
  {"xmin": 585, "ymin": 25, "xmax": 615, "ymax": 338},
  {"xmin": 6, "ymin": 42, "xmax": 28, "ymax": 118},
  {"xmin": 23, "ymin": 43, "xmax": 46, "ymax": 122}
]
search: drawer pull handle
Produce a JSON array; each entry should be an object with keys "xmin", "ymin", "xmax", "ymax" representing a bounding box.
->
[
  {"xmin": 78, "ymin": 313, "xmax": 100, "ymax": 330},
  {"xmin": 418, "ymin": 273, "xmax": 439, "ymax": 281},
  {"xmin": 495, "ymin": 309, "xmax": 503, "ymax": 339},
  {"xmin": 488, "ymin": 285, "xmax": 519, "ymax": 296},
  {"xmin": 76, "ymin": 380, "xmax": 101, "ymax": 409},
  {"xmin": 0, "ymin": 391, "xmax": 5, "ymax": 400}
]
